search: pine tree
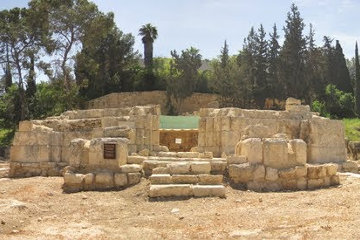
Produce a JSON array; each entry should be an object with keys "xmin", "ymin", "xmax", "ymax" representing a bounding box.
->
[
  {"xmin": 355, "ymin": 42, "xmax": 360, "ymax": 115},
  {"xmin": 268, "ymin": 24, "xmax": 280, "ymax": 99},
  {"xmin": 253, "ymin": 24, "xmax": 268, "ymax": 108},
  {"xmin": 26, "ymin": 53, "xmax": 37, "ymax": 99},
  {"xmin": 279, "ymin": 3, "xmax": 307, "ymax": 99},
  {"xmin": 220, "ymin": 40, "xmax": 229, "ymax": 68}
]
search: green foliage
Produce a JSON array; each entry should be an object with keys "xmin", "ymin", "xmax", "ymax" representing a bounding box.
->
[
  {"xmin": 313, "ymin": 84, "xmax": 355, "ymax": 118},
  {"xmin": 355, "ymin": 42, "xmax": 360, "ymax": 116},
  {"xmin": 343, "ymin": 118, "xmax": 360, "ymax": 141}
]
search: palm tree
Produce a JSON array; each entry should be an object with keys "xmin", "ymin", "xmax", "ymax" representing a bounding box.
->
[{"xmin": 139, "ymin": 23, "xmax": 158, "ymax": 69}]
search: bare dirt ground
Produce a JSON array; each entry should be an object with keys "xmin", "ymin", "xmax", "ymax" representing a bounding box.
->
[{"xmin": 1, "ymin": 163, "xmax": 360, "ymax": 240}]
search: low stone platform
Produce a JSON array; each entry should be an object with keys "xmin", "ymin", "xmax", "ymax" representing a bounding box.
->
[{"xmin": 62, "ymin": 164, "xmax": 142, "ymax": 193}]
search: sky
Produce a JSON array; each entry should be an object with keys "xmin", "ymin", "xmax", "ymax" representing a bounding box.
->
[{"xmin": 1, "ymin": 0, "xmax": 360, "ymax": 59}]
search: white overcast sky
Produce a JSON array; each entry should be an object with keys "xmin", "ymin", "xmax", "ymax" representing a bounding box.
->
[{"xmin": 2, "ymin": 0, "xmax": 360, "ymax": 59}]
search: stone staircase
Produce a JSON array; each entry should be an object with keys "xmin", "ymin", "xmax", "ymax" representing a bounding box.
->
[{"xmin": 128, "ymin": 152, "xmax": 227, "ymax": 198}]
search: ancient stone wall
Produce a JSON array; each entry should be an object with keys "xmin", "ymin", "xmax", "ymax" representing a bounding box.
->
[
  {"xmin": 197, "ymin": 101, "xmax": 346, "ymax": 164},
  {"xmin": 10, "ymin": 105, "xmax": 161, "ymax": 177},
  {"xmin": 159, "ymin": 129, "xmax": 198, "ymax": 152},
  {"xmin": 86, "ymin": 91, "xmax": 219, "ymax": 114}
]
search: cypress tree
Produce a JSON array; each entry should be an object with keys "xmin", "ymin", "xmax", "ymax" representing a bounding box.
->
[
  {"xmin": 268, "ymin": 24, "xmax": 280, "ymax": 99},
  {"xmin": 279, "ymin": 3, "xmax": 307, "ymax": 99},
  {"xmin": 355, "ymin": 42, "xmax": 360, "ymax": 115},
  {"xmin": 333, "ymin": 40, "xmax": 353, "ymax": 93}
]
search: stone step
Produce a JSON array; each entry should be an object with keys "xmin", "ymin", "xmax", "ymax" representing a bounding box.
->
[
  {"xmin": 150, "ymin": 174, "xmax": 223, "ymax": 185},
  {"xmin": 147, "ymin": 156, "xmax": 226, "ymax": 162},
  {"xmin": 149, "ymin": 184, "xmax": 225, "ymax": 198},
  {"xmin": 143, "ymin": 160, "xmax": 227, "ymax": 176}
]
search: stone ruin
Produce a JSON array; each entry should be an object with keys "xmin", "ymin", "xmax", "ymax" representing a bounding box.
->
[{"xmin": 8, "ymin": 98, "xmax": 348, "ymax": 197}]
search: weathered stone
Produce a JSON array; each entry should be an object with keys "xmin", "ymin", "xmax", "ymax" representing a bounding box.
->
[
  {"xmin": 177, "ymin": 152, "xmax": 199, "ymax": 158},
  {"xmin": 198, "ymin": 174, "xmax": 223, "ymax": 185},
  {"xmin": 295, "ymin": 166, "xmax": 307, "ymax": 178},
  {"xmin": 263, "ymin": 138, "xmax": 289, "ymax": 169},
  {"xmin": 168, "ymin": 162, "xmax": 190, "ymax": 174},
  {"xmin": 127, "ymin": 172, "xmax": 142, "ymax": 185},
  {"xmin": 120, "ymin": 164, "xmax": 142, "ymax": 173},
  {"xmin": 192, "ymin": 185, "xmax": 225, "ymax": 198},
  {"xmin": 323, "ymin": 177, "xmax": 331, "ymax": 187},
  {"xmin": 253, "ymin": 164, "xmax": 265, "ymax": 180},
  {"xmin": 228, "ymin": 163, "xmax": 254, "ymax": 184},
  {"xmin": 127, "ymin": 155, "xmax": 146, "ymax": 164},
  {"xmin": 149, "ymin": 184, "xmax": 193, "ymax": 197},
  {"xmin": 330, "ymin": 175, "xmax": 340, "ymax": 186},
  {"xmin": 307, "ymin": 178, "xmax": 324, "ymax": 190},
  {"xmin": 307, "ymin": 165, "xmax": 326, "ymax": 179},
  {"xmin": 95, "ymin": 172, "xmax": 114, "ymax": 189},
  {"xmin": 324, "ymin": 164, "xmax": 338, "ymax": 176},
  {"xmin": 149, "ymin": 174, "xmax": 172, "ymax": 184},
  {"xmin": 227, "ymin": 156, "xmax": 247, "ymax": 165},
  {"xmin": 210, "ymin": 160, "xmax": 227, "ymax": 174},
  {"xmin": 64, "ymin": 173, "xmax": 84, "ymax": 192},
  {"xmin": 281, "ymin": 179, "xmax": 297, "ymax": 190},
  {"xmin": 296, "ymin": 177, "xmax": 307, "ymax": 190},
  {"xmin": 342, "ymin": 161, "xmax": 358, "ymax": 173},
  {"xmin": 265, "ymin": 167, "xmax": 278, "ymax": 181},
  {"xmin": 111, "ymin": 173, "xmax": 127, "ymax": 187},
  {"xmin": 139, "ymin": 148, "xmax": 150, "ymax": 157},
  {"xmin": 198, "ymin": 152, "xmax": 213, "ymax": 159},
  {"xmin": 172, "ymin": 175, "xmax": 198, "ymax": 184},
  {"xmin": 190, "ymin": 162, "xmax": 211, "ymax": 174},
  {"xmin": 158, "ymin": 152, "xmax": 177, "ymax": 158},
  {"xmin": 279, "ymin": 168, "xmax": 296, "ymax": 179},
  {"xmin": 83, "ymin": 173, "xmax": 95, "ymax": 190},
  {"xmin": 289, "ymin": 139, "xmax": 307, "ymax": 166},
  {"xmin": 240, "ymin": 138, "xmax": 263, "ymax": 164},
  {"xmin": 152, "ymin": 167, "xmax": 169, "ymax": 174}
]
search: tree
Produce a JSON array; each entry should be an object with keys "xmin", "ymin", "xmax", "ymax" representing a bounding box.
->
[
  {"xmin": 167, "ymin": 47, "xmax": 202, "ymax": 113},
  {"xmin": 332, "ymin": 40, "xmax": 352, "ymax": 93},
  {"xmin": 279, "ymin": 3, "xmax": 307, "ymax": 99},
  {"xmin": 267, "ymin": 24, "xmax": 281, "ymax": 99},
  {"xmin": 139, "ymin": 23, "xmax": 158, "ymax": 69},
  {"xmin": 355, "ymin": 42, "xmax": 360, "ymax": 115}
]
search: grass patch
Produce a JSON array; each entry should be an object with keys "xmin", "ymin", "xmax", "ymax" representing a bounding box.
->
[
  {"xmin": 160, "ymin": 115, "xmax": 199, "ymax": 129},
  {"xmin": 343, "ymin": 118, "xmax": 360, "ymax": 141}
]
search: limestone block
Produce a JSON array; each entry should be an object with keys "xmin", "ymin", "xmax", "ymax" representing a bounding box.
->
[
  {"xmin": 265, "ymin": 167, "xmax": 279, "ymax": 181},
  {"xmin": 213, "ymin": 117, "xmax": 221, "ymax": 132},
  {"xmin": 228, "ymin": 163, "xmax": 254, "ymax": 184},
  {"xmin": 114, "ymin": 173, "xmax": 128, "ymax": 187},
  {"xmin": 198, "ymin": 132, "xmax": 206, "ymax": 147},
  {"xmin": 152, "ymin": 131, "xmax": 160, "ymax": 145},
  {"xmin": 307, "ymin": 178, "xmax": 324, "ymax": 190},
  {"xmin": 206, "ymin": 131, "xmax": 214, "ymax": 146},
  {"xmin": 127, "ymin": 155, "xmax": 147, "ymax": 164},
  {"xmin": 289, "ymin": 139, "xmax": 307, "ymax": 165},
  {"xmin": 150, "ymin": 174, "xmax": 172, "ymax": 184},
  {"xmin": 295, "ymin": 166, "xmax": 307, "ymax": 178},
  {"xmin": 286, "ymin": 97, "xmax": 301, "ymax": 106},
  {"xmin": 342, "ymin": 161, "xmax": 358, "ymax": 173},
  {"xmin": 234, "ymin": 141, "xmax": 242, "ymax": 156},
  {"xmin": 330, "ymin": 175, "xmax": 340, "ymax": 185},
  {"xmin": 135, "ymin": 129, "xmax": 145, "ymax": 145},
  {"xmin": 221, "ymin": 117, "xmax": 231, "ymax": 131},
  {"xmin": 13, "ymin": 131, "xmax": 51, "ymax": 146},
  {"xmin": 240, "ymin": 138, "xmax": 263, "ymax": 164},
  {"xmin": 198, "ymin": 174, "xmax": 223, "ymax": 184},
  {"xmin": 199, "ymin": 118, "xmax": 206, "ymax": 132},
  {"xmin": 297, "ymin": 177, "xmax": 307, "ymax": 190},
  {"xmin": 120, "ymin": 164, "xmax": 142, "ymax": 173},
  {"xmin": 139, "ymin": 149, "xmax": 150, "ymax": 156},
  {"xmin": 324, "ymin": 164, "xmax": 338, "ymax": 176},
  {"xmin": 168, "ymin": 162, "xmax": 191, "ymax": 174},
  {"xmin": 192, "ymin": 185, "xmax": 225, "ymax": 198},
  {"xmin": 279, "ymin": 168, "xmax": 296, "ymax": 179},
  {"xmin": 149, "ymin": 184, "xmax": 193, "ymax": 198},
  {"xmin": 253, "ymin": 164, "xmax": 265, "ymax": 180},
  {"xmin": 243, "ymin": 124, "xmax": 271, "ymax": 139},
  {"xmin": 152, "ymin": 167, "xmax": 169, "ymax": 174},
  {"xmin": 153, "ymin": 145, "xmax": 169, "ymax": 152},
  {"xmin": 172, "ymin": 175, "xmax": 198, "ymax": 184},
  {"xmin": 103, "ymin": 126, "xmax": 134, "ymax": 138},
  {"xmin": 158, "ymin": 152, "xmax": 177, "ymax": 158},
  {"xmin": 64, "ymin": 173, "xmax": 84, "ymax": 192},
  {"xmin": 152, "ymin": 115, "xmax": 160, "ymax": 130},
  {"xmin": 51, "ymin": 146, "xmax": 62, "ymax": 162},
  {"xmin": 323, "ymin": 177, "xmax": 331, "ymax": 187},
  {"xmin": 263, "ymin": 138, "xmax": 289, "ymax": 169},
  {"xmin": 51, "ymin": 132, "xmax": 63, "ymax": 146},
  {"xmin": 10, "ymin": 145, "xmax": 51, "ymax": 163},
  {"xmin": 95, "ymin": 172, "xmax": 114, "ymax": 189},
  {"xmin": 281, "ymin": 179, "xmax": 297, "ymax": 190},
  {"xmin": 307, "ymin": 165, "xmax": 326, "ymax": 179},
  {"xmin": 206, "ymin": 117, "xmax": 214, "ymax": 132},
  {"xmin": 127, "ymin": 172, "xmax": 142, "ymax": 185},
  {"xmin": 69, "ymin": 138, "xmax": 87, "ymax": 168},
  {"xmin": 177, "ymin": 152, "xmax": 199, "ymax": 158},
  {"xmin": 19, "ymin": 120, "xmax": 33, "ymax": 131},
  {"xmin": 190, "ymin": 162, "xmax": 211, "ymax": 174},
  {"xmin": 227, "ymin": 156, "xmax": 247, "ymax": 165},
  {"xmin": 199, "ymin": 152, "xmax": 213, "ymax": 159},
  {"xmin": 210, "ymin": 160, "xmax": 227, "ymax": 174},
  {"xmin": 83, "ymin": 173, "xmax": 95, "ymax": 190}
]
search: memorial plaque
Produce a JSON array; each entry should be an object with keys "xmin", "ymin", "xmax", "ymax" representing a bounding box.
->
[{"xmin": 104, "ymin": 143, "xmax": 116, "ymax": 159}]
